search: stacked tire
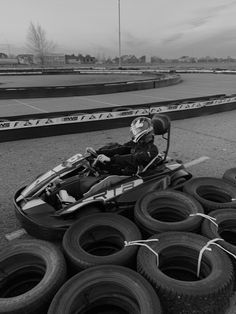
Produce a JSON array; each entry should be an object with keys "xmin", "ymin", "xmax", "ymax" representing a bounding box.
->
[
  {"xmin": 3, "ymin": 171, "xmax": 236, "ymax": 313},
  {"xmin": 137, "ymin": 232, "xmax": 234, "ymax": 314},
  {"xmin": 0, "ymin": 240, "xmax": 67, "ymax": 314}
]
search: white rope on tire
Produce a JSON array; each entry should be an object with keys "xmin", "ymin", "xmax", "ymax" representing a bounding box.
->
[
  {"xmin": 124, "ymin": 239, "xmax": 160, "ymax": 266},
  {"xmin": 189, "ymin": 213, "xmax": 218, "ymax": 228},
  {"xmin": 125, "ymin": 235, "xmax": 236, "ymax": 279}
]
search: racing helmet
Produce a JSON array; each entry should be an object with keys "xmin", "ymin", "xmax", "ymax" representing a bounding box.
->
[{"xmin": 130, "ymin": 117, "xmax": 153, "ymax": 143}]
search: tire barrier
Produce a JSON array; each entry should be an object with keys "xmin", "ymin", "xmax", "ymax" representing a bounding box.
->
[
  {"xmin": 223, "ymin": 168, "xmax": 236, "ymax": 186},
  {"xmin": 134, "ymin": 190, "xmax": 204, "ymax": 236},
  {"xmin": 62, "ymin": 213, "xmax": 142, "ymax": 273},
  {"xmin": 183, "ymin": 177, "xmax": 236, "ymax": 213},
  {"xmin": 1, "ymin": 93, "xmax": 236, "ymax": 142},
  {"xmin": 0, "ymin": 72, "xmax": 181, "ymax": 99},
  {"xmin": 137, "ymin": 232, "xmax": 234, "ymax": 314},
  {"xmin": 48, "ymin": 265, "xmax": 163, "ymax": 314},
  {"xmin": 201, "ymin": 208, "xmax": 236, "ymax": 290},
  {"xmin": 0, "ymin": 239, "xmax": 67, "ymax": 314}
]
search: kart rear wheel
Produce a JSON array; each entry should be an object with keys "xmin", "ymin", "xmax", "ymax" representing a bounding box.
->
[
  {"xmin": 134, "ymin": 190, "xmax": 204, "ymax": 236},
  {"xmin": 183, "ymin": 177, "xmax": 236, "ymax": 213},
  {"xmin": 48, "ymin": 265, "xmax": 163, "ymax": 314},
  {"xmin": 62, "ymin": 213, "xmax": 142, "ymax": 273},
  {"xmin": 0, "ymin": 239, "xmax": 67, "ymax": 314},
  {"xmin": 137, "ymin": 232, "xmax": 234, "ymax": 314}
]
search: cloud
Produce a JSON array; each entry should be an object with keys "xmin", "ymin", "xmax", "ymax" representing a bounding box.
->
[
  {"xmin": 188, "ymin": 16, "xmax": 211, "ymax": 28},
  {"xmin": 161, "ymin": 33, "xmax": 184, "ymax": 45},
  {"xmin": 188, "ymin": 0, "xmax": 236, "ymax": 29}
]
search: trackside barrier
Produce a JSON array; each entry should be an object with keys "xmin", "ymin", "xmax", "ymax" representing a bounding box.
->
[
  {"xmin": 0, "ymin": 94, "xmax": 236, "ymax": 142},
  {"xmin": 0, "ymin": 74, "xmax": 181, "ymax": 99}
]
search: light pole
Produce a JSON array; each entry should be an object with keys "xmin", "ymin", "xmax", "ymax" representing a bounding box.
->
[{"xmin": 118, "ymin": 0, "xmax": 122, "ymax": 68}]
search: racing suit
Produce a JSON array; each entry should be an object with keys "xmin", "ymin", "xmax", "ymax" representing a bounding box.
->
[
  {"xmin": 83, "ymin": 134, "xmax": 159, "ymax": 197},
  {"xmin": 97, "ymin": 133, "xmax": 159, "ymax": 175}
]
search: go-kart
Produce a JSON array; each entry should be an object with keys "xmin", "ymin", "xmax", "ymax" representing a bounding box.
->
[{"xmin": 13, "ymin": 114, "xmax": 192, "ymax": 241}]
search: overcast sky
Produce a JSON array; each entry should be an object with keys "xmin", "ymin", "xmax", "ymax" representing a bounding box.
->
[{"xmin": 1, "ymin": 0, "xmax": 236, "ymax": 58}]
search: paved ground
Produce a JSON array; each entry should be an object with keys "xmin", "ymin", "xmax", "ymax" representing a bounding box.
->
[
  {"xmin": 0, "ymin": 73, "xmax": 236, "ymax": 117},
  {"xmin": 0, "ymin": 73, "xmax": 154, "ymax": 88},
  {"xmin": 1, "ymin": 108, "xmax": 236, "ymax": 244}
]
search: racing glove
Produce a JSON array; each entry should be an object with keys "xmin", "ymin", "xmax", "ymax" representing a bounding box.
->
[
  {"xmin": 96, "ymin": 154, "xmax": 111, "ymax": 163},
  {"xmin": 86, "ymin": 147, "xmax": 97, "ymax": 156}
]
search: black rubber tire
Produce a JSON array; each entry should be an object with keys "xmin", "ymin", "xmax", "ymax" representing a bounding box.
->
[
  {"xmin": 183, "ymin": 177, "xmax": 236, "ymax": 213},
  {"xmin": 48, "ymin": 265, "xmax": 163, "ymax": 314},
  {"xmin": 62, "ymin": 213, "xmax": 142, "ymax": 273},
  {"xmin": 201, "ymin": 208, "xmax": 236, "ymax": 252},
  {"xmin": 223, "ymin": 168, "xmax": 236, "ymax": 186},
  {"xmin": 137, "ymin": 232, "xmax": 234, "ymax": 314},
  {"xmin": 201, "ymin": 208, "xmax": 236, "ymax": 290},
  {"xmin": 134, "ymin": 190, "xmax": 204, "ymax": 236},
  {"xmin": 0, "ymin": 239, "xmax": 67, "ymax": 314}
]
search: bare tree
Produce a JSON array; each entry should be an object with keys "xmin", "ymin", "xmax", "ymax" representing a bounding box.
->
[{"xmin": 26, "ymin": 22, "xmax": 56, "ymax": 65}]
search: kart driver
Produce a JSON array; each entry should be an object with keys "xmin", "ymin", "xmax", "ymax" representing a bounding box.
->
[{"xmin": 59, "ymin": 116, "xmax": 161, "ymax": 203}]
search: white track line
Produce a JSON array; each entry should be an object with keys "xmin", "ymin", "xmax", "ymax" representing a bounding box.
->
[
  {"xmin": 184, "ymin": 156, "xmax": 210, "ymax": 168},
  {"xmin": 5, "ymin": 228, "xmax": 27, "ymax": 241},
  {"xmin": 129, "ymin": 93, "xmax": 173, "ymax": 100},
  {"xmin": 78, "ymin": 96, "xmax": 120, "ymax": 107},
  {"xmin": 14, "ymin": 99, "xmax": 49, "ymax": 113}
]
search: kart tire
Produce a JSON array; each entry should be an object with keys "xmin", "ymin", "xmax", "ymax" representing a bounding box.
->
[
  {"xmin": 134, "ymin": 190, "xmax": 204, "ymax": 236},
  {"xmin": 62, "ymin": 213, "xmax": 142, "ymax": 273},
  {"xmin": 0, "ymin": 239, "xmax": 67, "ymax": 314},
  {"xmin": 183, "ymin": 177, "xmax": 236, "ymax": 213},
  {"xmin": 201, "ymin": 208, "xmax": 236, "ymax": 252},
  {"xmin": 201, "ymin": 208, "xmax": 236, "ymax": 289},
  {"xmin": 223, "ymin": 168, "xmax": 236, "ymax": 186},
  {"xmin": 48, "ymin": 265, "xmax": 162, "ymax": 314},
  {"xmin": 137, "ymin": 232, "xmax": 234, "ymax": 314}
]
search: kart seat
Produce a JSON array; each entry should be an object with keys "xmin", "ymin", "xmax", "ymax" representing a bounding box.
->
[
  {"xmin": 53, "ymin": 175, "xmax": 100, "ymax": 200},
  {"xmin": 152, "ymin": 113, "xmax": 170, "ymax": 135}
]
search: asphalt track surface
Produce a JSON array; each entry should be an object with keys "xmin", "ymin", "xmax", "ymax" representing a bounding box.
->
[
  {"xmin": 1, "ymin": 73, "xmax": 236, "ymax": 117},
  {"xmin": 0, "ymin": 73, "xmax": 153, "ymax": 87},
  {"xmin": 1, "ymin": 74, "xmax": 236, "ymax": 312}
]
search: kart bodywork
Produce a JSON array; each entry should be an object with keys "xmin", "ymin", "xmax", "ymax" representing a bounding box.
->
[{"xmin": 13, "ymin": 114, "xmax": 192, "ymax": 240}]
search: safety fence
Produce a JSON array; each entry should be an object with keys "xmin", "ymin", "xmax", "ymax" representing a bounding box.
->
[{"xmin": 0, "ymin": 93, "xmax": 236, "ymax": 142}]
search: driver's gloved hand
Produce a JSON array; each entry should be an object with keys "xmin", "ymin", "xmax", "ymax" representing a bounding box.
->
[
  {"xmin": 86, "ymin": 147, "xmax": 97, "ymax": 156},
  {"xmin": 96, "ymin": 154, "xmax": 111, "ymax": 164}
]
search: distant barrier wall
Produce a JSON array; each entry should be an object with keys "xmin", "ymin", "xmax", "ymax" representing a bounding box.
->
[
  {"xmin": 1, "ymin": 93, "xmax": 236, "ymax": 142},
  {"xmin": 0, "ymin": 72, "xmax": 181, "ymax": 99}
]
